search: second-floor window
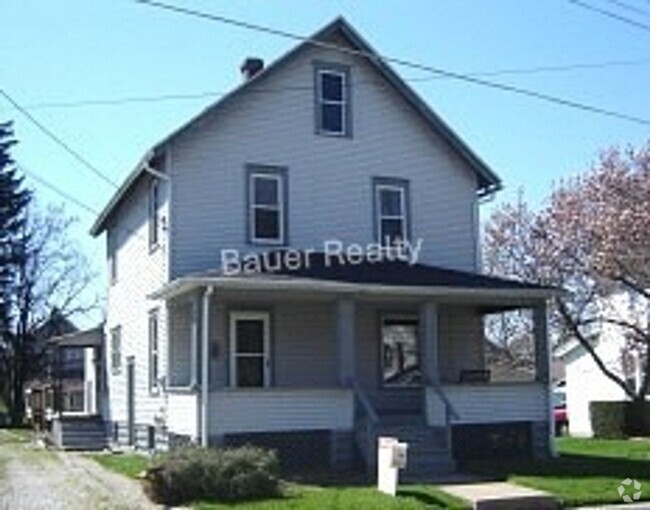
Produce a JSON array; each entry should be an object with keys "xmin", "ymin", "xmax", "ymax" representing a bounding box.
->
[
  {"xmin": 148, "ymin": 179, "xmax": 160, "ymax": 250},
  {"xmin": 248, "ymin": 168, "xmax": 286, "ymax": 245},
  {"xmin": 149, "ymin": 310, "xmax": 159, "ymax": 393},
  {"xmin": 374, "ymin": 179, "xmax": 410, "ymax": 247},
  {"xmin": 315, "ymin": 64, "xmax": 350, "ymax": 136},
  {"xmin": 108, "ymin": 229, "xmax": 117, "ymax": 284},
  {"xmin": 110, "ymin": 326, "xmax": 122, "ymax": 374}
]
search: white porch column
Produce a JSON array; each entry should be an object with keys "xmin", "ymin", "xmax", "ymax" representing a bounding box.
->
[
  {"xmin": 190, "ymin": 294, "xmax": 199, "ymax": 388},
  {"xmin": 420, "ymin": 302, "xmax": 439, "ymax": 385},
  {"xmin": 200, "ymin": 286, "xmax": 214, "ymax": 447},
  {"xmin": 336, "ymin": 299, "xmax": 356, "ymax": 386}
]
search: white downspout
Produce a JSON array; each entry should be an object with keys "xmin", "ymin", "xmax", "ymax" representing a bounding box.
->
[{"xmin": 201, "ymin": 286, "xmax": 214, "ymax": 447}]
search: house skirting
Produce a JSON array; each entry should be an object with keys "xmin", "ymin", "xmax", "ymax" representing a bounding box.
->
[
  {"xmin": 451, "ymin": 420, "xmax": 551, "ymax": 461},
  {"xmin": 111, "ymin": 420, "xmax": 168, "ymax": 451}
]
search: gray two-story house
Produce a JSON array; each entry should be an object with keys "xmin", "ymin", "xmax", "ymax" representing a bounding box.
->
[{"xmin": 90, "ymin": 17, "xmax": 555, "ymax": 475}]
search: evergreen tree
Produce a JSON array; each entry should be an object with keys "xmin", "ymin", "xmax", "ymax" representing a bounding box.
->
[{"xmin": 0, "ymin": 121, "xmax": 31, "ymax": 416}]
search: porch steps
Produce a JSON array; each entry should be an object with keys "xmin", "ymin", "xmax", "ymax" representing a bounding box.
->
[
  {"xmin": 53, "ymin": 416, "xmax": 108, "ymax": 451},
  {"xmin": 358, "ymin": 413, "xmax": 455, "ymax": 479},
  {"xmin": 378, "ymin": 416, "xmax": 454, "ymax": 479}
]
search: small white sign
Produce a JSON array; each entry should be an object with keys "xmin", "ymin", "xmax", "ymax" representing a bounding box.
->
[{"xmin": 377, "ymin": 436, "xmax": 408, "ymax": 497}]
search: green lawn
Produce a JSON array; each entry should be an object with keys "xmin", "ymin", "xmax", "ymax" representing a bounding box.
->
[
  {"xmin": 91, "ymin": 438, "xmax": 650, "ymax": 508},
  {"xmin": 466, "ymin": 437, "xmax": 650, "ymax": 507},
  {"xmin": 194, "ymin": 485, "xmax": 467, "ymax": 510},
  {"xmin": 90, "ymin": 453, "xmax": 151, "ymax": 479}
]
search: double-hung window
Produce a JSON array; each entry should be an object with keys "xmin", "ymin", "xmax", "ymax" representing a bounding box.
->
[
  {"xmin": 248, "ymin": 168, "xmax": 286, "ymax": 244},
  {"xmin": 374, "ymin": 179, "xmax": 410, "ymax": 247},
  {"xmin": 110, "ymin": 326, "xmax": 122, "ymax": 374},
  {"xmin": 148, "ymin": 180, "xmax": 160, "ymax": 250},
  {"xmin": 315, "ymin": 65, "xmax": 350, "ymax": 136},
  {"xmin": 108, "ymin": 229, "xmax": 117, "ymax": 284},
  {"xmin": 149, "ymin": 310, "xmax": 159, "ymax": 393}
]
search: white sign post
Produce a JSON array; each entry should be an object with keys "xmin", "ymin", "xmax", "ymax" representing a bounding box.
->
[{"xmin": 377, "ymin": 436, "xmax": 408, "ymax": 496}]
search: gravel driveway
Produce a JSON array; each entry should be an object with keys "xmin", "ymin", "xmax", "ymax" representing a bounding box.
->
[{"xmin": 0, "ymin": 430, "xmax": 159, "ymax": 510}]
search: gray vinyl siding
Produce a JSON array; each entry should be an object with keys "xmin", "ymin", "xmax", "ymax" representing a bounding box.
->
[
  {"xmin": 168, "ymin": 38, "xmax": 479, "ymax": 279},
  {"xmin": 273, "ymin": 302, "xmax": 337, "ymax": 387},
  {"xmin": 438, "ymin": 306, "xmax": 485, "ymax": 383}
]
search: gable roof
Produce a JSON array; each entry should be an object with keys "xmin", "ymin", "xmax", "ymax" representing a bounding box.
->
[{"xmin": 90, "ymin": 16, "xmax": 501, "ymax": 237}]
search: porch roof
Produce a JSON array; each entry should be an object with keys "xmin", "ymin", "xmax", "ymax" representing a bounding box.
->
[
  {"xmin": 151, "ymin": 254, "xmax": 558, "ymax": 307},
  {"xmin": 47, "ymin": 326, "xmax": 104, "ymax": 348}
]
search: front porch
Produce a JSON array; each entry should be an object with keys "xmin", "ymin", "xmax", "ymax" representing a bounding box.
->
[{"xmin": 156, "ymin": 259, "xmax": 555, "ymax": 474}]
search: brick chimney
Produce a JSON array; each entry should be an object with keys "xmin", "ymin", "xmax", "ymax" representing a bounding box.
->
[{"xmin": 240, "ymin": 57, "xmax": 264, "ymax": 81}]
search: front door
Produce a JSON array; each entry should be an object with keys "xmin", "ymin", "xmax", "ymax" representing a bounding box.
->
[{"xmin": 229, "ymin": 312, "xmax": 270, "ymax": 388}]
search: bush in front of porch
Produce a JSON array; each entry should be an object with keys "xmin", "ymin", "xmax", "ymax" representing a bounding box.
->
[{"xmin": 144, "ymin": 445, "xmax": 281, "ymax": 506}]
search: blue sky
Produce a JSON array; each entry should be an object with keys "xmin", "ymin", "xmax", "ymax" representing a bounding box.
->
[{"xmin": 1, "ymin": 1, "xmax": 649, "ymax": 325}]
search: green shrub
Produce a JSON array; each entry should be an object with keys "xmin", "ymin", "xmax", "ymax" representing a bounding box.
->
[
  {"xmin": 590, "ymin": 401, "xmax": 628, "ymax": 438},
  {"xmin": 625, "ymin": 400, "xmax": 650, "ymax": 437},
  {"xmin": 144, "ymin": 445, "xmax": 281, "ymax": 505}
]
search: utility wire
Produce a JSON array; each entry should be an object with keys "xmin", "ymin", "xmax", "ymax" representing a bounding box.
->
[
  {"xmin": 133, "ymin": 0, "xmax": 650, "ymax": 126},
  {"xmin": 0, "ymin": 89, "xmax": 121, "ymax": 189},
  {"xmin": 8, "ymin": 56, "xmax": 650, "ymax": 112},
  {"xmin": 603, "ymin": 0, "xmax": 650, "ymax": 19},
  {"xmin": 567, "ymin": 0, "xmax": 650, "ymax": 32},
  {"xmin": 17, "ymin": 162, "xmax": 100, "ymax": 217}
]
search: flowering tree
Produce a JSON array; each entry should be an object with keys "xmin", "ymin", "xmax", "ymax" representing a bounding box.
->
[{"xmin": 484, "ymin": 145, "xmax": 649, "ymax": 401}]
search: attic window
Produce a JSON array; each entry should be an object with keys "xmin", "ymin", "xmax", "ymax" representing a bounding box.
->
[{"xmin": 315, "ymin": 64, "xmax": 351, "ymax": 136}]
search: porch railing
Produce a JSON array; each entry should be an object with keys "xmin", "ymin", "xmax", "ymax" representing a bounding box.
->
[{"xmin": 350, "ymin": 378, "xmax": 379, "ymax": 472}]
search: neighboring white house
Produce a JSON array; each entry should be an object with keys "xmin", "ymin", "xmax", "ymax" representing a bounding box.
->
[
  {"xmin": 89, "ymin": 17, "xmax": 557, "ymax": 474},
  {"xmin": 556, "ymin": 291, "xmax": 648, "ymax": 437}
]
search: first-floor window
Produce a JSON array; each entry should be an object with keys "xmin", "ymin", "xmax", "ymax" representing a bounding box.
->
[
  {"xmin": 149, "ymin": 310, "xmax": 159, "ymax": 392},
  {"xmin": 381, "ymin": 315, "xmax": 420, "ymax": 387},
  {"xmin": 110, "ymin": 326, "xmax": 122, "ymax": 374}
]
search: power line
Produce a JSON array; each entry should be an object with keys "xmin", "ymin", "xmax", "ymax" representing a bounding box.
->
[
  {"xmin": 7, "ymin": 56, "xmax": 650, "ymax": 112},
  {"xmin": 567, "ymin": 0, "xmax": 650, "ymax": 32},
  {"xmin": 17, "ymin": 162, "xmax": 100, "ymax": 217},
  {"xmin": 133, "ymin": 0, "xmax": 650, "ymax": 126},
  {"xmin": 603, "ymin": 0, "xmax": 650, "ymax": 19},
  {"xmin": 0, "ymin": 89, "xmax": 121, "ymax": 189}
]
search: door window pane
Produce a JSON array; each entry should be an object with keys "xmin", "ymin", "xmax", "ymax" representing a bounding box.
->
[
  {"xmin": 236, "ymin": 357, "xmax": 264, "ymax": 387},
  {"xmin": 236, "ymin": 320, "xmax": 264, "ymax": 353}
]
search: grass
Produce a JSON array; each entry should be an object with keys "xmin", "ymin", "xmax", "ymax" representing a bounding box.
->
[
  {"xmin": 93, "ymin": 438, "xmax": 650, "ymax": 508},
  {"xmin": 0, "ymin": 428, "xmax": 32, "ymax": 444},
  {"xmin": 195, "ymin": 484, "xmax": 468, "ymax": 509},
  {"xmin": 466, "ymin": 437, "xmax": 650, "ymax": 507},
  {"xmin": 90, "ymin": 452, "xmax": 152, "ymax": 479}
]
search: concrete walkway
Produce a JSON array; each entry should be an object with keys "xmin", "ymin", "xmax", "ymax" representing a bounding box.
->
[{"xmin": 439, "ymin": 481, "xmax": 560, "ymax": 510}]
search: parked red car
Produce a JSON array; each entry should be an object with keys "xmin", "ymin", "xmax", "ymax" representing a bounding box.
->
[{"xmin": 553, "ymin": 388, "xmax": 569, "ymax": 435}]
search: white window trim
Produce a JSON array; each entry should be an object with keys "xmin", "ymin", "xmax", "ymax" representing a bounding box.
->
[
  {"xmin": 249, "ymin": 173, "xmax": 284, "ymax": 245},
  {"xmin": 229, "ymin": 311, "xmax": 271, "ymax": 388},
  {"xmin": 318, "ymin": 69, "xmax": 347, "ymax": 136},
  {"xmin": 375, "ymin": 184, "xmax": 408, "ymax": 246}
]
